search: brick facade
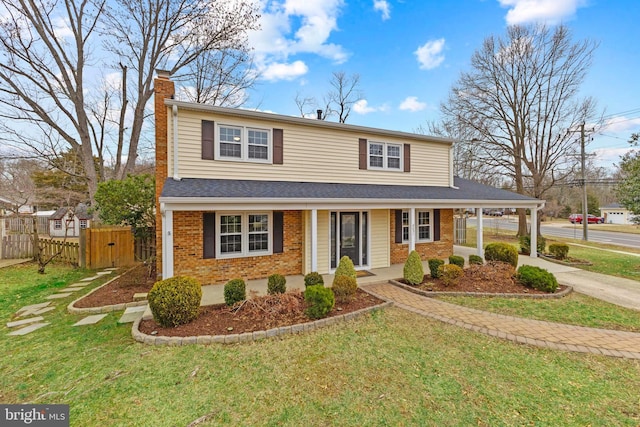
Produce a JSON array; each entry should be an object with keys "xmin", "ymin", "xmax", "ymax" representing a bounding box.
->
[
  {"xmin": 172, "ymin": 210, "xmax": 303, "ymax": 285},
  {"xmin": 154, "ymin": 73, "xmax": 174, "ymax": 279},
  {"xmin": 390, "ymin": 209, "xmax": 454, "ymax": 265}
]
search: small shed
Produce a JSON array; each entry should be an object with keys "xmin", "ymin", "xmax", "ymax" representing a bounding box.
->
[{"xmin": 49, "ymin": 204, "xmax": 93, "ymax": 237}]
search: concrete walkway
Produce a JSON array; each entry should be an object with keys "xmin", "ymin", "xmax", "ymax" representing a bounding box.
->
[{"xmin": 364, "ymin": 282, "xmax": 640, "ymax": 359}]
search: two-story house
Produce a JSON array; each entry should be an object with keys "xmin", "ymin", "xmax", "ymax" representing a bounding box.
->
[{"xmin": 154, "ymin": 71, "xmax": 543, "ymax": 285}]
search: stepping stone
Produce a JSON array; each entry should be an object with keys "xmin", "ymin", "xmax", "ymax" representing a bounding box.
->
[
  {"xmin": 68, "ymin": 283, "xmax": 89, "ymax": 288},
  {"xmin": 16, "ymin": 302, "xmax": 51, "ymax": 314},
  {"xmin": 104, "ymin": 268, "xmax": 117, "ymax": 271},
  {"xmin": 46, "ymin": 293, "xmax": 71, "ymax": 299},
  {"xmin": 7, "ymin": 316, "xmax": 44, "ymax": 328},
  {"xmin": 118, "ymin": 306, "xmax": 147, "ymax": 323},
  {"xmin": 8, "ymin": 322, "xmax": 50, "ymax": 336},
  {"xmin": 133, "ymin": 293, "xmax": 148, "ymax": 301},
  {"xmin": 96, "ymin": 271, "xmax": 111, "ymax": 276},
  {"xmin": 81, "ymin": 275, "xmax": 100, "ymax": 281},
  {"xmin": 31, "ymin": 306, "xmax": 55, "ymax": 316},
  {"xmin": 73, "ymin": 314, "xmax": 107, "ymax": 326},
  {"xmin": 60, "ymin": 287, "xmax": 84, "ymax": 292}
]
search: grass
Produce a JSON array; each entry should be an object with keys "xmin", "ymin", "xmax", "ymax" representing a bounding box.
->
[
  {"xmin": 462, "ymin": 227, "xmax": 640, "ymax": 281},
  {"xmin": 2, "ymin": 262, "xmax": 640, "ymax": 426},
  {"xmin": 440, "ymin": 292, "xmax": 640, "ymax": 332}
]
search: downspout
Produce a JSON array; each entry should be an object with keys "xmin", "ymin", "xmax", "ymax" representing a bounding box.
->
[
  {"xmin": 172, "ymin": 104, "xmax": 180, "ymax": 181},
  {"xmin": 449, "ymin": 144, "xmax": 458, "ymax": 188}
]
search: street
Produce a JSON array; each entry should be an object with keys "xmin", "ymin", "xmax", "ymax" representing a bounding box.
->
[{"xmin": 467, "ymin": 217, "xmax": 640, "ymax": 250}]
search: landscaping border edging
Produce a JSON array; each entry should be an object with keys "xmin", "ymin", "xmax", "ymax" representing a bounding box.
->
[
  {"xmin": 131, "ymin": 300, "xmax": 393, "ymax": 346},
  {"xmin": 389, "ymin": 279, "xmax": 573, "ymax": 299},
  {"xmin": 67, "ymin": 267, "xmax": 147, "ymax": 314}
]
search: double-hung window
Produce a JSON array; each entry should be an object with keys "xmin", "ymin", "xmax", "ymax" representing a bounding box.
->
[
  {"xmin": 218, "ymin": 212, "xmax": 271, "ymax": 258},
  {"xmin": 54, "ymin": 219, "xmax": 62, "ymax": 230},
  {"xmin": 217, "ymin": 124, "xmax": 271, "ymax": 163},
  {"xmin": 368, "ymin": 141, "xmax": 402, "ymax": 170},
  {"xmin": 401, "ymin": 209, "xmax": 433, "ymax": 243}
]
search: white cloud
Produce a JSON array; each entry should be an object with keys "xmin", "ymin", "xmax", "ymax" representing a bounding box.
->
[
  {"xmin": 593, "ymin": 147, "xmax": 635, "ymax": 168},
  {"xmin": 52, "ymin": 17, "xmax": 74, "ymax": 40},
  {"xmin": 601, "ymin": 116, "xmax": 640, "ymax": 133},
  {"xmin": 261, "ymin": 60, "xmax": 309, "ymax": 81},
  {"xmin": 399, "ymin": 96, "xmax": 427, "ymax": 112},
  {"xmin": 249, "ymin": 0, "xmax": 348, "ymax": 81},
  {"xmin": 498, "ymin": 0, "xmax": 586, "ymax": 25},
  {"xmin": 373, "ymin": 0, "xmax": 391, "ymax": 20},
  {"xmin": 415, "ymin": 38, "xmax": 445, "ymax": 70},
  {"xmin": 353, "ymin": 99, "xmax": 388, "ymax": 114}
]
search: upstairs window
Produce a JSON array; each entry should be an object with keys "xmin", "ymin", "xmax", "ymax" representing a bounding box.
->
[
  {"xmin": 368, "ymin": 141, "xmax": 402, "ymax": 170},
  {"xmin": 216, "ymin": 124, "xmax": 271, "ymax": 163}
]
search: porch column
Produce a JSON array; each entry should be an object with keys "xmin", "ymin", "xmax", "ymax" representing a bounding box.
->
[
  {"xmin": 476, "ymin": 208, "xmax": 483, "ymax": 257},
  {"xmin": 162, "ymin": 209, "xmax": 174, "ymax": 279},
  {"xmin": 530, "ymin": 207, "xmax": 538, "ymax": 258},
  {"xmin": 311, "ymin": 209, "xmax": 318, "ymax": 272},
  {"xmin": 409, "ymin": 207, "xmax": 416, "ymax": 252}
]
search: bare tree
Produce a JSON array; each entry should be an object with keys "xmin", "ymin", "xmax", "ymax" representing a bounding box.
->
[
  {"xmin": 440, "ymin": 24, "xmax": 598, "ymax": 235},
  {"xmin": 0, "ymin": 0, "xmax": 260, "ymax": 202},
  {"xmin": 174, "ymin": 49, "xmax": 258, "ymax": 107},
  {"xmin": 328, "ymin": 71, "xmax": 362, "ymax": 123},
  {"xmin": 293, "ymin": 71, "xmax": 362, "ymax": 123}
]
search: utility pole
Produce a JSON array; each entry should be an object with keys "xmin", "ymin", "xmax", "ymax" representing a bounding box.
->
[{"xmin": 580, "ymin": 122, "xmax": 588, "ymax": 241}]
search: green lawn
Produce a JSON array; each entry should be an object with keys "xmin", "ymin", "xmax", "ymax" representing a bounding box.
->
[
  {"xmin": 2, "ymin": 262, "xmax": 640, "ymax": 426},
  {"xmin": 463, "ymin": 227, "xmax": 640, "ymax": 281}
]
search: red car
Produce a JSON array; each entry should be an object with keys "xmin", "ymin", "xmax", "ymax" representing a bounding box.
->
[{"xmin": 569, "ymin": 214, "xmax": 604, "ymax": 224}]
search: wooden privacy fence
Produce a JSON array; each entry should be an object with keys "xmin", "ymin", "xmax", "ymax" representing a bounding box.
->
[
  {"xmin": 1, "ymin": 234, "xmax": 33, "ymax": 259},
  {"xmin": 80, "ymin": 226, "xmax": 135, "ymax": 269}
]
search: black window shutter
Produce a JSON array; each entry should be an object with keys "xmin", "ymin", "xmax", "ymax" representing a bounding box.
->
[
  {"xmin": 394, "ymin": 210, "xmax": 403, "ymax": 243},
  {"xmin": 202, "ymin": 120, "xmax": 215, "ymax": 160},
  {"xmin": 359, "ymin": 138, "xmax": 368, "ymax": 170},
  {"xmin": 403, "ymin": 144, "xmax": 411, "ymax": 172},
  {"xmin": 273, "ymin": 129, "xmax": 283, "ymax": 164},
  {"xmin": 273, "ymin": 211, "xmax": 284, "ymax": 253},
  {"xmin": 433, "ymin": 209, "xmax": 441, "ymax": 241},
  {"xmin": 203, "ymin": 212, "xmax": 216, "ymax": 258}
]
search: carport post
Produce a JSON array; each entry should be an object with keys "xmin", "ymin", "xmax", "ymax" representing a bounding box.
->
[{"xmin": 476, "ymin": 208, "xmax": 483, "ymax": 257}]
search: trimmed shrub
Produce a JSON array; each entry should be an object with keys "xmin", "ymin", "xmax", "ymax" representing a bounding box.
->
[
  {"xmin": 332, "ymin": 275, "xmax": 358, "ymax": 303},
  {"xmin": 484, "ymin": 243, "xmax": 518, "ymax": 268},
  {"xmin": 304, "ymin": 285, "xmax": 335, "ymax": 319},
  {"xmin": 267, "ymin": 273, "xmax": 286, "ymax": 295},
  {"xmin": 468, "ymin": 254, "xmax": 484, "ymax": 265},
  {"xmin": 428, "ymin": 258, "xmax": 445, "ymax": 278},
  {"xmin": 224, "ymin": 278, "xmax": 246, "ymax": 306},
  {"xmin": 438, "ymin": 264, "xmax": 463, "ymax": 287},
  {"xmin": 448, "ymin": 255, "xmax": 465, "ymax": 268},
  {"xmin": 519, "ymin": 235, "xmax": 546, "ymax": 255},
  {"xmin": 516, "ymin": 265, "xmax": 558, "ymax": 293},
  {"xmin": 549, "ymin": 243, "xmax": 569, "ymax": 260},
  {"xmin": 334, "ymin": 256, "xmax": 357, "ymax": 281},
  {"xmin": 403, "ymin": 250, "xmax": 424, "ymax": 285},
  {"xmin": 304, "ymin": 272, "xmax": 324, "ymax": 288},
  {"xmin": 148, "ymin": 276, "xmax": 202, "ymax": 327}
]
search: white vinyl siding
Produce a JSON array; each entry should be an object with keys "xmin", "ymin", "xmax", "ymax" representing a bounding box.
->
[{"xmin": 171, "ymin": 110, "xmax": 451, "ymax": 186}]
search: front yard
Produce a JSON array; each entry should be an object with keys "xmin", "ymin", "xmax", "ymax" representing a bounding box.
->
[{"xmin": 2, "ymin": 262, "xmax": 640, "ymax": 426}]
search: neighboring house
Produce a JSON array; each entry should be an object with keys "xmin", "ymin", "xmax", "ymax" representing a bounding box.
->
[
  {"xmin": 49, "ymin": 205, "xmax": 92, "ymax": 237},
  {"xmin": 0, "ymin": 195, "xmax": 34, "ymax": 215},
  {"xmin": 154, "ymin": 71, "xmax": 543, "ymax": 285},
  {"xmin": 600, "ymin": 203, "xmax": 637, "ymax": 225}
]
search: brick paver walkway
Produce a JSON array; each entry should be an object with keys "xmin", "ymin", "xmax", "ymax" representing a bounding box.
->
[{"xmin": 364, "ymin": 283, "xmax": 640, "ymax": 359}]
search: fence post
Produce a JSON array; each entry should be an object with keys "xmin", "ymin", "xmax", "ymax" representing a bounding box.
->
[{"xmin": 79, "ymin": 228, "xmax": 86, "ymax": 268}]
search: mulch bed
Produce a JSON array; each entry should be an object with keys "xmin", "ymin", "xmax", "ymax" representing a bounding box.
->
[
  {"xmin": 403, "ymin": 262, "xmax": 567, "ymax": 295},
  {"xmin": 73, "ymin": 263, "xmax": 156, "ymax": 308},
  {"xmin": 138, "ymin": 289, "xmax": 384, "ymax": 337}
]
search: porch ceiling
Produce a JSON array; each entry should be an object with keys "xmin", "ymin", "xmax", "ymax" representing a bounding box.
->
[{"xmin": 159, "ymin": 177, "xmax": 543, "ymax": 211}]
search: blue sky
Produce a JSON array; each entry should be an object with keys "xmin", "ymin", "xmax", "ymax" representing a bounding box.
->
[{"xmin": 243, "ymin": 0, "xmax": 640, "ymax": 170}]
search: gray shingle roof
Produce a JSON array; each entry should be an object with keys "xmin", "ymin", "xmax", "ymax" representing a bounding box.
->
[{"xmin": 160, "ymin": 177, "xmax": 539, "ymax": 204}]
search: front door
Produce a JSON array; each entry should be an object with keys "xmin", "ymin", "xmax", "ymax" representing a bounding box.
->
[{"xmin": 339, "ymin": 212, "xmax": 360, "ymax": 266}]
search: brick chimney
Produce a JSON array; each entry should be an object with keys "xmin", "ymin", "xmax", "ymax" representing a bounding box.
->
[{"xmin": 154, "ymin": 69, "xmax": 174, "ymax": 279}]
